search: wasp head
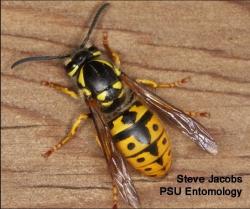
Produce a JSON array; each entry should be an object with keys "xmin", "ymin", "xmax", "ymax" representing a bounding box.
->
[{"xmin": 64, "ymin": 46, "xmax": 101, "ymax": 77}]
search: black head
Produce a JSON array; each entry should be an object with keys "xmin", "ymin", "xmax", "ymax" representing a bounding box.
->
[
  {"xmin": 64, "ymin": 46, "xmax": 101, "ymax": 76},
  {"xmin": 11, "ymin": 3, "xmax": 110, "ymax": 69}
]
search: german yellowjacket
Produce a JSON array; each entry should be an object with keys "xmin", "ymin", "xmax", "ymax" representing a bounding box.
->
[{"xmin": 12, "ymin": 3, "xmax": 218, "ymax": 208}]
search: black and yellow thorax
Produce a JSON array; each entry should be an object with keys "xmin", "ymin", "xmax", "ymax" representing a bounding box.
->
[{"xmin": 64, "ymin": 47, "xmax": 124, "ymax": 110}]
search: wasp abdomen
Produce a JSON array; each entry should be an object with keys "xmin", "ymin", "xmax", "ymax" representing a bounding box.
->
[{"xmin": 109, "ymin": 101, "xmax": 172, "ymax": 177}]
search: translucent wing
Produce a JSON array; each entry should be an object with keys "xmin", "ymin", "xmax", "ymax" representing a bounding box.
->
[
  {"xmin": 85, "ymin": 97, "xmax": 140, "ymax": 208},
  {"xmin": 121, "ymin": 73, "xmax": 218, "ymax": 155}
]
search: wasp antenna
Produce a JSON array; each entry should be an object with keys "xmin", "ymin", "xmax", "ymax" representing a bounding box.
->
[
  {"xmin": 80, "ymin": 2, "xmax": 110, "ymax": 48},
  {"xmin": 11, "ymin": 54, "xmax": 71, "ymax": 69}
]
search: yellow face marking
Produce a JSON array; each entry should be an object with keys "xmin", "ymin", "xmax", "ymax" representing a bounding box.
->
[
  {"xmin": 101, "ymin": 100, "xmax": 113, "ymax": 107},
  {"xmin": 112, "ymin": 81, "xmax": 122, "ymax": 89},
  {"xmin": 92, "ymin": 51, "xmax": 101, "ymax": 56},
  {"xmin": 68, "ymin": 64, "xmax": 79, "ymax": 77},
  {"xmin": 97, "ymin": 91, "xmax": 108, "ymax": 101},
  {"xmin": 64, "ymin": 58, "xmax": 72, "ymax": 66},
  {"xmin": 78, "ymin": 68, "xmax": 85, "ymax": 87}
]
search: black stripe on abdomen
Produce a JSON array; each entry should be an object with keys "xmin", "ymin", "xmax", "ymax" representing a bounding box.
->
[
  {"xmin": 127, "ymin": 130, "xmax": 164, "ymax": 159},
  {"xmin": 112, "ymin": 110, "xmax": 153, "ymax": 144}
]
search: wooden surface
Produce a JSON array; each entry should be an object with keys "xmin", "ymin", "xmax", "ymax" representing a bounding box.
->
[{"xmin": 2, "ymin": 1, "xmax": 250, "ymax": 208}]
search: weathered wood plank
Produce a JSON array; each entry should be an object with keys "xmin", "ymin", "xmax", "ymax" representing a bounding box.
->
[{"xmin": 2, "ymin": 1, "xmax": 250, "ymax": 208}]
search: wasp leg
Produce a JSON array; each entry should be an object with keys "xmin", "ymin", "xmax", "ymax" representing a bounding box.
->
[
  {"xmin": 42, "ymin": 113, "xmax": 89, "ymax": 158},
  {"xmin": 95, "ymin": 136, "xmax": 102, "ymax": 148},
  {"xmin": 185, "ymin": 111, "xmax": 210, "ymax": 118},
  {"xmin": 95, "ymin": 139, "xmax": 118, "ymax": 209},
  {"xmin": 103, "ymin": 32, "xmax": 121, "ymax": 68},
  {"xmin": 112, "ymin": 182, "xmax": 118, "ymax": 209},
  {"xmin": 136, "ymin": 77, "xmax": 190, "ymax": 89},
  {"xmin": 95, "ymin": 137, "xmax": 118, "ymax": 208},
  {"xmin": 41, "ymin": 81, "xmax": 79, "ymax": 99}
]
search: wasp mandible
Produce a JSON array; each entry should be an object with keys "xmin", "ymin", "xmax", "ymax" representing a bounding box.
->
[{"xmin": 12, "ymin": 3, "xmax": 218, "ymax": 208}]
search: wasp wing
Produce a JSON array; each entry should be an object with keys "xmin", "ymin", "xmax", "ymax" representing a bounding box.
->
[
  {"xmin": 85, "ymin": 97, "xmax": 140, "ymax": 208},
  {"xmin": 121, "ymin": 73, "xmax": 218, "ymax": 155}
]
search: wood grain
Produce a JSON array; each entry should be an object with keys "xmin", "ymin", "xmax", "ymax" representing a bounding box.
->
[{"xmin": 2, "ymin": 1, "xmax": 250, "ymax": 208}]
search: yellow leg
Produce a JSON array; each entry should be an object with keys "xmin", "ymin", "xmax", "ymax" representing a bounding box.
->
[
  {"xmin": 96, "ymin": 137, "xmax": 118, "ymax": 209},
  {"xmin": 136, "ymin": 77, "xmax": 190, "ymax": 89},
  {"xmin": 103, "ymin": 32, "xmax": 121, "ymax": 68},
  {"xmin": 42, "ymin": 113, "xmax": 89, "ymax": 158},
  {"xmin": 185, "ymin": 111, "xmax": 210, "ymax": 118},
  {"xmin": 95, "ymin": 136, "xmax": 102, "ymax": 149},
  {"xmin": 41, "ymin": 81, "xmax": 79, "ymax": 99},
  {"xmin": 112, "ymin": 182, "xmax": 118, "ymax": 209}
]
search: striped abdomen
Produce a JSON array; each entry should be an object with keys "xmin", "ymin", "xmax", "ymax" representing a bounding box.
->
[{"xmin": 108, "ymin": 100, "xmax": 172, "ymax": 177}]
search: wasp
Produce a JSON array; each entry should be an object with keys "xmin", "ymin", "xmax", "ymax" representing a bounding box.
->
[{"xmin": 12, "ymin": 3, "xmax": 218, "ymax": 208}]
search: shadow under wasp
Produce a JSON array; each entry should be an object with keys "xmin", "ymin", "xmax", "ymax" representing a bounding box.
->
[{"xmin": 11, "ymin": 3, "xmax": 218, "ymax": 208}]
